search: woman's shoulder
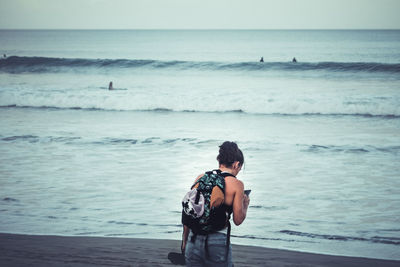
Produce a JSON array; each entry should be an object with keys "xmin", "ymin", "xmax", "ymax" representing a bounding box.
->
[{"xmin": 225, "ymin": 176, "xmax": 244, "ymax": 188}]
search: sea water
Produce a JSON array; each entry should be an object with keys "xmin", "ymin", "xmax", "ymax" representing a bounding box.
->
[{"xmin": 0, "ymin": 30, "xmax": 399, "ymax": 260}]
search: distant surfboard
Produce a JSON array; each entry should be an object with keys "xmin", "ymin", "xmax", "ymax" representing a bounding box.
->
[{"xmin": 99, "ymin": 87, "xmax": 127, "ymax": 91}]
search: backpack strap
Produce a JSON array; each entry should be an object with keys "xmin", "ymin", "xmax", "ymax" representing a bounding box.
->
[
  {"xmin": 213, "ymin": 169, "xmax": 236, "ymax": 216},
  {"xmin": 212, "ymin": 169, "xmax": 236, "ymax": 178},
  {"xmin": 191, "ymin": 170, "xmax": 235, "ymax": 189}
]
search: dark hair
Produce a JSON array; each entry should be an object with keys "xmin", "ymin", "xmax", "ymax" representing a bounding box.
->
[{"xmin": 217, "ymin": 141, "xmax": 244, "ymax": 167}]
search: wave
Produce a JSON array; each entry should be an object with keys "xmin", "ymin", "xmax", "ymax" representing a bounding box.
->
[
  {"xmin": 0, "ymin": 135, "xmax": 206, "ymax": 147},
  {"xmin": 1, "ymin": 135, "xmax": 398, "ymax": 157},
  {"xmin": 250, "ymin": 205, "xmax": 288, "ymax": 211},
  {"xmin": 1, "ymin": 56, "xmax": 399, "ymax": 74},
  {"xmin": 231, "ymin": 234, "xmax": 316, "ymax": 243},
  {"xmin": 302, "ymin": 144, "xmax": 400, "ymax": 154},
  {"xmin": 1, "ymin": 104, "xmax": 399, "ymax": 118},
  {"xmin": 3, "ymin": 197, "xmax": 19, "ymax": 202},
  {"xmin": 280, "ymin": 230, "xmax": 400, "ymax": 245}
]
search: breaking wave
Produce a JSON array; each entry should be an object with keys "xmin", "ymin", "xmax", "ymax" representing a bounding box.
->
[{"xmin": 1, "ymin": 56, "xmax": 399, "ymax": 74}]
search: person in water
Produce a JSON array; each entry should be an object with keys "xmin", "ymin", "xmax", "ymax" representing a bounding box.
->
[
  {"xmin": 260, "ymin": 57, "xmax": 264, "ymax": 62},
  {"xmin": 108, "ymin": 81, "xmax": 113, "ymax": 90},
  {"xmin": 182, "ymin": 141, "xmax": 250, "ymax": 267},
  {"xmin": 292, "ymin": 57, "xmax": 297, "ymax": 62}
]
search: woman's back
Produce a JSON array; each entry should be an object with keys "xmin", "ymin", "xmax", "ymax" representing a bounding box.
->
[{"xmin": 183, "ymin": 141, "xmax": 249, "ymax": 266}]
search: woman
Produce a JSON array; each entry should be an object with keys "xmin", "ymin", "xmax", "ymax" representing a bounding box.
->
[{"xmin": 182, "ymin": 141, "xmax": 250, "ymax": 267}]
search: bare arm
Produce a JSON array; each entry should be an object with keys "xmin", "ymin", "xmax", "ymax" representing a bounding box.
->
[
  {"xmin": 232, "ymin": 180, "xmax": 250, "ymax": 226},
  {"xmin": 181, "ymin": 225, "xmax": 190, "ymax": 253}
]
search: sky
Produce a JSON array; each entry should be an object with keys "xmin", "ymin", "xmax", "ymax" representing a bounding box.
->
[{"xmin": 0, "ymin": 0, "xmax": 399, "ymax": 30}]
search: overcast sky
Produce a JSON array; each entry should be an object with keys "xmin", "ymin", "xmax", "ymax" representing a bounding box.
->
[{"xmin": 0, "ymin": 0, "xmax": 399, "ymax": 29}]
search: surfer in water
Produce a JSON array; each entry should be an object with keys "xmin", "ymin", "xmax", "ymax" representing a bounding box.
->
[
  {"xmin": 292, "ymin": 57, "xmax": 297, "ymax": 63},
  {"xmin": 260, "ymin": 57, "xmax": 264, "ymax": 62},
  {"xmin": 108, "ymin": 81, "xmax": 113, "ymax": 90}
]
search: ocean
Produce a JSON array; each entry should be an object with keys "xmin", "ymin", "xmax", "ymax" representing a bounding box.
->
[{"xmin": 0, "ymin": 30, "xmax": 399, "ymax": 260}]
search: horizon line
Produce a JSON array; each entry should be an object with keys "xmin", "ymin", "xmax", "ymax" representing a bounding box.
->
[{"xmin": 0, "ymin": 28, "xmax": 399, "ymax": 31}]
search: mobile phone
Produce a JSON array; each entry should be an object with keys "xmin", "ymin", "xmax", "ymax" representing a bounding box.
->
[{"xmin": 244, "ymin": 190, "xmax": 251, "ymax": 196}]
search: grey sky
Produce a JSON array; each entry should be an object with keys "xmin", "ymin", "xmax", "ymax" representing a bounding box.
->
[{"xmin": 0, "ymin": 0, "xmax": 399, "ymax": 29}]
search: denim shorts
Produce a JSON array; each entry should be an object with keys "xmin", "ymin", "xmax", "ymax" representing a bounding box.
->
[{"xmin": 185, "ymin": 231, "xmax": 233, "ymax": 267}]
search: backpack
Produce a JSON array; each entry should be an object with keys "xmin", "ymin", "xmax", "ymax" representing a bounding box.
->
[{"xmin": 181, "ymin": 169, "xmax": 234, "ymax": 235}]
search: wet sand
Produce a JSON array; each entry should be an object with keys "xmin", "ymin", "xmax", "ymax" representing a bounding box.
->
[{"xmin": 0, "ymin": 233, "xmax": 398, "ymax": 266}]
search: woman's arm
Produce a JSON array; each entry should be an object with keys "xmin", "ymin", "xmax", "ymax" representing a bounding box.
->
[
  {"xmin": 232, "ymin": 180, "xmax": 250, "ymax": 226},
  {"xmin": 181, "ymin": 225, "xmax": 190, "ymax": 253}
]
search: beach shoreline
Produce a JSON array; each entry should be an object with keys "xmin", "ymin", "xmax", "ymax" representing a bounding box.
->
[{"xmin": 0, "ymin": 233, "xmax": 398, "ymax": 267}]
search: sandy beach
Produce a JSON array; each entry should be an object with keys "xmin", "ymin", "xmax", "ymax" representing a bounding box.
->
[{"xmin": 0, "ymin": 233, "xmax": 398, "ymax": 267}]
